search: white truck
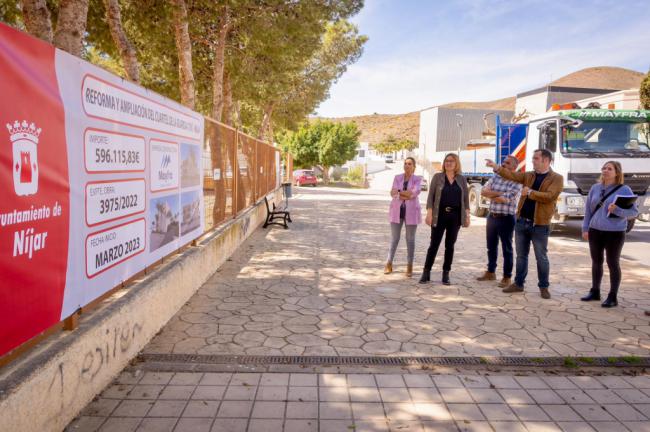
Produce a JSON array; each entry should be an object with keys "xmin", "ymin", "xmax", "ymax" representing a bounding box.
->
[{"xmin": 431, "ymin": 109, "xmax": 650, "ymax": 223}]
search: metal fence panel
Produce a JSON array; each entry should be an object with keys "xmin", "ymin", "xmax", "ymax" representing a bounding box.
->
[{"xmin": 202, "ymin": 118, "xmax": 279, "ymax": 232}]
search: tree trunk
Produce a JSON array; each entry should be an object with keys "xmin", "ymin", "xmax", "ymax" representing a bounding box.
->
[
  {"xmin": 232, "ymin": 100, "xmax": 243, "ymax": 129},
  {"xmin": 211, "ymin": 11, "xmax": 231, "ymax": 122},
  {"xmin": 222, "ymin": 70, "xmax": 233, "ymax": 125},
  {"xmin": 53, "ymin": 0, "xmax": 89, "ymax": 56},
  {"xmin": 258, "ymin": 102, "xmax": 274, "ymax": 143},
  {"xmin": 209, "ymin": 124, "xmax": 227, "ymax": 225},
  {"xmin": 20, "ymin": 0, "xmax": 53, "ymax": 42},
  {"xmin": 169, "ymin": 0, "xmax": 194, "ymax": 108},
  {"xmin": 209, "ymin": 11, "xmax": 232, "ymax": 222},
  {"xmin": 103, "ymin": 0, "xmax": 139, "ymax": 82},
  {"xmin": 320, "ymin": 165, "xmax": 329, "ymax": 184}
]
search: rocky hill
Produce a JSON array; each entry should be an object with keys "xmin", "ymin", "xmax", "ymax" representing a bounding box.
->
[
  {"xmin": 321, "ymin": 66, "xmax": 645, "ymax": 146},
  {"xmin": 549, "ymin": 66, "xmax": 644, "ymax": 89}
]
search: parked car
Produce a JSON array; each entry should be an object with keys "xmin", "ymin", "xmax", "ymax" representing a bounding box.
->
[
  {"xmin": 384, "ymin": 154, "xmax": 394, "ymax": 163},
  {"xmin": 293, "ymin": 169, "xmax": 318, "ymax": 187}
]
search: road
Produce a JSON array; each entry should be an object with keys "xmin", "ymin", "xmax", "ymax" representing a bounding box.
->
[{"xmin": 368, "ymin": 159, "xmax": 650, "ymax": 267}]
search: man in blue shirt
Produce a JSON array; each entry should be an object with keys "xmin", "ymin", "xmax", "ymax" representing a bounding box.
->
[{"xmin": 477, "ymin": 155, "xmax": 522, "ymax": 287}]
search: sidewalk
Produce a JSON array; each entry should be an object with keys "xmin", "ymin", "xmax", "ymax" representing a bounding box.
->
[
  {"xmin": 144, "ymin": 187, "xmax": 650, "ymax": 358},
  {"xmin": 68, "ymin": 370, "xmax": 650, "ymax": 432},
  {"xmin": 66, "ymin": 187, "xmax": 650, "ymax": 431}
]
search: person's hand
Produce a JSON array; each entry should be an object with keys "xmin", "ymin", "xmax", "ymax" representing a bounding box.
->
[
  {"xmin": 608, "ymin": 203, "xmax": 618, "ymax": 213},
  {"xmin": 582, "ymin": 231, "xmax": 589, "ymax": 241},
  {"xmin": 425, "ymin": 213, "xmax": 432, "ymax": 226},
  {"xmin": 485, "ymin": 159, "xmax": 497, "ymax": 169},
  {"xmin": 522, "ymin": 186, "xmax": 530, "ymax": 196},
  {"xmin": 399, "ymin": 190, "xmax": 412, "ymax": 199},
  {"xmin": 463, "ymin": 215, "xmax": 471, "ymax": 228},
  {"xmin": 390, "ymin": 188, "xmax": 398, "ymax": 198}
]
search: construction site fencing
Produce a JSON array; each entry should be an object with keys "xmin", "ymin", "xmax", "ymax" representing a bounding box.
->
[{"xmin": 202, "ymin": 117, "xmax": 281, "ymax": 232}]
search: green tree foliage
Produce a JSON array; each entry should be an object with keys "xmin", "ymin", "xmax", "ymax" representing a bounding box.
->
[
  {"xmin": 0, "ymin": 1, "xmax": 21, "ymax": 26},
  {"xmin": 640, "ymin": 70, "xmax": 650, "ymax": 144},
  {"xmin": 373, "ymin": 135, "xmax": 417, "ymax": 154},
  {"xmin": 1, "ymin": 0, "xmax": 366, "ymax": 135},
  {"xmin": 278, "ymin": 120, "xmax": 360, "ymax": 182},
  {"xmin": 641, "ymin": 70, "xmax": 650, "ymax": 110}
]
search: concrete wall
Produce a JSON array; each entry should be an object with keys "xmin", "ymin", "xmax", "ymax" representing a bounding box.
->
[
  {"xmin": 515, "ymin": 91, "xmax": 549, "ymax": 118},
  {"xmin": 515, "ymin": 87, "xmax": 619, "ymax": 118},
  {"xmin": 0, "ymin": 188, "xmax": 282, "ymax": 432},
  {"xmin": 418, "ymin": 107, "xmax": 439, "ymax": 162},
  {"xmin": 418, "ymin": 107, "xmax": 512, "ymax": 176},
  {"xmin": 576, "ymin": 89, "xmax": 641, "ymax": 110},
  {"xmin": 435, "ymin": 108, "xmax": 513, "ymax": 153}
]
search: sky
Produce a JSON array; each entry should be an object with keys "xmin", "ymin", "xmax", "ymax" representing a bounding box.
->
[{"xmin": 316, "ymin": 0, "xmax": 650, "ymax": 117}]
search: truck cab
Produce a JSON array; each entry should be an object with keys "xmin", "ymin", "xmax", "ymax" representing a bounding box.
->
[{"xmin": 528, "ymin": 109, "xmax": 650, "ymax": 221}]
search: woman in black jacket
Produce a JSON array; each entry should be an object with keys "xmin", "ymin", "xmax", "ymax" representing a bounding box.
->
[{"xmin": 419, "ymin": 153, "xmax": 470, "ymax": 285}]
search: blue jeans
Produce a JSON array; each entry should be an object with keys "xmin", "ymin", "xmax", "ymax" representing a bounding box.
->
[
  {"xmin": 486, "ymin": 214, "xmax": 515, "ymax": 277},
  {"xmin": 514, "ymin": 218, "xmax": 550, "ymax": 289},
  {"xmin": 388, "ymin": 220, "xmax": 417, "ymax": 265}
]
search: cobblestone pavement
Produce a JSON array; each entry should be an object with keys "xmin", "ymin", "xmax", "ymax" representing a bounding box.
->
[
  {"xmin": 68, "ymin": 187, "xmax": 650, "ymax": 432},
  {"xmin": 67, "ymin": 370, "xmax": 650, "ymax": 432},
  {"xmin": 145, "ymin": 187, "xmax": 650, "ymax": 358}
]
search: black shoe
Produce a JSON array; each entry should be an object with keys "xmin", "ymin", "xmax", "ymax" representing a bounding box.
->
[
  {"xmin": 601, "ymin": 297, "xmax": 618, "ymax": 308},
  {"xmin": 581, "ymin": 290, "xmax": 601, "ymax": 301},
  {"xmin": 418, "ymin": 271, "xmax": 431, "ymax": 284},
  {"xmin": 442, "ymin": 271, "xmax": 450, "ymax": 285}
]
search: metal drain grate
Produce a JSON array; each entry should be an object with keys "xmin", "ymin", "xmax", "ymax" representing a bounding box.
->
[{"xmin": 139, "ymin": 354, "xmax": 650, "ymax": 368}]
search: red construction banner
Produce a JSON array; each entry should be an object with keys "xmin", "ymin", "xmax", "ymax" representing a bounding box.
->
[
  {"xmin": 0, "ymin": 23, "xmax": 205, "ymax": 357},
  {"xmin": 0, "ymin": 24, "xmax": 70, "ymax": 356}
]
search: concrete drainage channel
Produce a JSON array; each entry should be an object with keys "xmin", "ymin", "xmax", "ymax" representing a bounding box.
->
[{"xmin": 137, "ymin": 353, "xmax": 650, "ymax": 374}]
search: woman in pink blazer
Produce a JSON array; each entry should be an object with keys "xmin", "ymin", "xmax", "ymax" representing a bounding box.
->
[{"xmin": 385, "ymin": 157, "xmax": 422, "ymax": 277}]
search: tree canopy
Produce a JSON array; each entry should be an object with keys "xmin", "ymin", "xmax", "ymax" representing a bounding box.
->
[
  {"xmin": 641, "ymin": 70, "xmax": 650, "ymax": 110},
  {"xmin": 373, "ymin": 135, "xmax": 417, "ymax": 154},
  {"xmin": 278, "ymin": 120, "xmax": 360, "ymax": 181},
  {"xmin": 1, "ymin": 0, "xmax": 366, "ymax": 136}
]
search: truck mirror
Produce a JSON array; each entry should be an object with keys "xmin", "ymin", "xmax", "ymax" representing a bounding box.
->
[{"xmin": 538, "ymin": 122, "xmax": 557, "ymax": 153}]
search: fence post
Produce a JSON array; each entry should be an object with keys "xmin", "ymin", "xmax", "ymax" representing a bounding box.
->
[{"xmin": 231, "ymin": 129, "xmax": 239, "ymax": 219}]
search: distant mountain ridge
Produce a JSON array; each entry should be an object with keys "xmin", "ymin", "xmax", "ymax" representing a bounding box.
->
[{"xmin": 320, "ymin": 66, "xmax": 645, "ymax": 145}]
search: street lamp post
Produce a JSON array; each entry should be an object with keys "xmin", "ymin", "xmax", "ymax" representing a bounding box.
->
[{"xmin": 456, "ymin": 113, "xmax": 463, "ymax": 155}]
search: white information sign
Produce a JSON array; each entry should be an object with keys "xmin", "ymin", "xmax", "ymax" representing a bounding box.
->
[
  {"xmin": 86, "ymin": 218, "xmax": 146, "ymax": 278},
  {"xmin": 150, "ymin": 140, "xmax": 179, "ymax": 192},
  {"xmin": 82, "ymin": 74, "xmax": 203, "ymax": 141},
  {"xmin": 84, "ymin": 129, "xmax": 145, "ymax": 173},
  {"xmin": 85, "ymin": 179, "xmax": 146, "ymax": 226}
]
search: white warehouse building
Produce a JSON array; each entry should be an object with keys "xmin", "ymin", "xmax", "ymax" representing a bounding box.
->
[
  {"xmin": 418, "ymin": 106, "xmax": 513, "ymax": 175},
  {"xmin": 514, "ymin": 85, "xmax": 620, "ymax": 118}
]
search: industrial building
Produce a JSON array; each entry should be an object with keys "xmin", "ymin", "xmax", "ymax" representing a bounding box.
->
[
  {"xmin": 417, "ymin": 84, "xmax": 643, "ymax": 180},
  {"xmin": 514, "ymin": 85, "xmax": 619, "ymax": 118},
  {"xmin": 417, "ymin": 107, "xmax": 513, "ymax": 175}
]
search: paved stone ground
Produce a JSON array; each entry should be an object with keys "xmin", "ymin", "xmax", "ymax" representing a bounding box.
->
[
  {"xmin": 144, "ymin": 187, "xmax": 650, "ymax": 358},
  {"xmin": 67, "ymin": 370, "xmax": 650, "ymax": 432},
  {"xmin": 67, "ymin": 187, "xmax": 650, "ymax": 432}
]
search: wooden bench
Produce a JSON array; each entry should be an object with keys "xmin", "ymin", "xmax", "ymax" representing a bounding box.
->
[{"xmin": 263, "ymin": 195, "xmax": 292, "ymax": 229}]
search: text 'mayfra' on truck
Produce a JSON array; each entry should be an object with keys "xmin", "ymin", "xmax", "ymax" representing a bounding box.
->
[{"xmin": 447, "ymin": 107, "xmax": 650, "ymax": 226}]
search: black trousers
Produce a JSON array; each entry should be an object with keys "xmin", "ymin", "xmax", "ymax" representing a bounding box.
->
[
  {"xmin": 588, "ymin": 228, "xmax": 625, "ymax": 298},
  {"xmin": 423, "ymin": 209, "xmax": 461, "ymax": 272}
]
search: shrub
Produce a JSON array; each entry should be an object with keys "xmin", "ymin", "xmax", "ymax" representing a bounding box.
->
[{"xmin": 345, "ymin": 165, "xmax": 364, "ymax": 185}]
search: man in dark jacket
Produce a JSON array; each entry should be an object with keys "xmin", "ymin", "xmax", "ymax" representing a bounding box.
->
[{"xmin": 486, "ymin": 149, "xmax": 563, "ymax": 299}]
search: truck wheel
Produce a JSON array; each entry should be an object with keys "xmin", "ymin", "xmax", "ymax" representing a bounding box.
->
[{"xmin": 469, "ymin": 186, "xmax": 487, "ymax": 217}]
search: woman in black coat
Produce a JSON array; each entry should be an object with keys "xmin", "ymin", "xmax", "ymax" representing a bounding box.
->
[{"xmin": 419, "ymin": 153, "xmax": 470, "ymax": 285}]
